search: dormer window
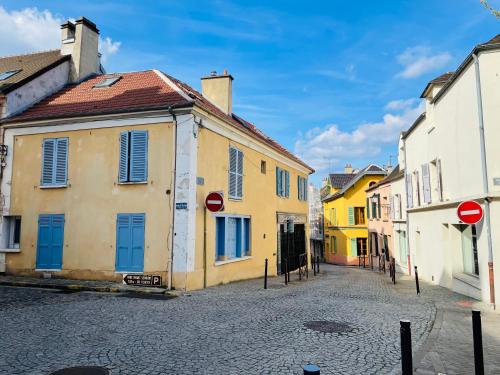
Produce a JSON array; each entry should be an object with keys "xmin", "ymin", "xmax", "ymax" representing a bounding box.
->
[
  {"xmin": 0, "ymin": 70, "xmax": 21, "ymax": 81},
  {"xmin": 93, "ymin": 76, "xmax": 121, "ymax": 88}
]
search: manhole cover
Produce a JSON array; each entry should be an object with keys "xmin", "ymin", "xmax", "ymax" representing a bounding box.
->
[
  {"xmin": 117, "ymin": 292, "xmax": 176, "ymax": 300},
  {"xmin": 49, "ymin": 366, "xmax": 109, "ymax": 375},
  {"xmin": 304, "ymin": 320, "xmax": 356, "ymax": 334}
]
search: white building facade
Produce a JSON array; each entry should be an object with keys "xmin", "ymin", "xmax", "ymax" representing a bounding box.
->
[{"xmin": 402, "ymin": 35, "xmax": 500, "ymax": 304}]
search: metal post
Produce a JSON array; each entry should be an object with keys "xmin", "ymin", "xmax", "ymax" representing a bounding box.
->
[
  {"xmin": 414, "ymin": 266, "xmax": 420, "ymax": 295},
  {"xmin": 285, "ymin": 258, "xmax": 288, "ymax": 285},
  {"xmin": 400, "ymin": 320, "xmax": 413, "ymax": 375},
  {"xmin": 316, "ymin": 256, "xmax": 320, "ymax": 273},
  {"xmin": 303, "ymin": 364, "xmax": 320, "ymax": 375},
  {"xmin": 264, "ymin": 258, "xmax": 268, "ymax": 290},
  {"xmin": 472, "ymin": 310, "xmax": 484, "ymax": 375},
  {"xmin": 313, "ymin": 257, "xmax": 316, "ymax": 276}
]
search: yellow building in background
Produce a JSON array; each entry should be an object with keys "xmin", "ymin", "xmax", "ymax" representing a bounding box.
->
[{"xmin": 321, "ymin": 165, "xmax": 386, "ymax": 265}]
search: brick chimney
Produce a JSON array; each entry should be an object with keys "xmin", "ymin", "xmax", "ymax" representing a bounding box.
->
[
  {"xmin": 60, "ymin": 17, "xmax": 100, "ymax": 83},
  {"xmin": 201, "ymin": 70, "xmax": 233, "ymax": 115}
]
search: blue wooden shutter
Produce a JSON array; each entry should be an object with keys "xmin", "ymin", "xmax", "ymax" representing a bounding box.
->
[
  {"xmin": 285, "ymin": 171, "xmax": 290, "ymax": 197},
  {"xmin": 377, "ymin": 194, "xmax": 381, "ymax": 218},
  {"xmin": 276, "ymin": 167, "xmax": 282, "ymax": 196},
  {"xmin": 236, "ymin": 150, "xmax": 243, "ymax": 198},
  {"xmin": 304, "ymin": 178, "xmax": 308, "ymax": 200},
  {"xmin": 244, "ymin": 218, "xmax": 250, "ymax": 256},
  {"xmin": 116, "ymin": 214, "xmax": 131, "ymax": 271},
  {"xmin": 41, "ymin": 139, "xmax": 56, "ymax": 185},
  {"xmin": 130, "ymin": 131, "xmax": 148, "ymax": 182},
  {"xmin": 366, "ymin": 198, "xmax": 370, "ymax": 219},
  {"xmin": 297, "ymin": 176, "xmax": 301, "ymax": 199},
  {"xmin": 130, "ymin": 214, "xmax": 145, "ymax": 272},
  {"xmin": 229, "ymin": 147, "xmax": 237, "ymax": 198},
  {"xmin": 119, "ymin": 132, "xmax": 129, "ymax": 183},
  {"xmin": 54, "ymin": 138, "xmax": 68, "ymax": 185},
  {"xmin": 216, "ymin": 217, "xmax": 226, "ymax": 259}
]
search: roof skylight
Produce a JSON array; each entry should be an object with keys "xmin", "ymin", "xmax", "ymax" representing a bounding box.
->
[
  {"xmin": 0, "ymin": 70, "xmax": 21, "ymax": 81},
  {"xmin": 93, "ymin": 76, "xmax": 121, "ymax": 88}
]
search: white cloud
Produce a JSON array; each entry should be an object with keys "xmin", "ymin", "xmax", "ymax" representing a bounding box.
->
[
  {"xmin": 99, "ymin": 37, "xmax": 121, "ymax": 62},
  {"xmin": 317, "ymin": 64, "xmax": 356, "ymax": 81},
  {"xmin": 384, "ymin": 98, "xmax": 418, "ymax": 111},
  {"xmin": 396, "ymin": 46, "xmax": 452, "ymax": 79},
  {"xmin": 0, "ymin": 6, "xmax": 120, "ymax": 62},
  {"xmin": 294, "ymin": 100, "xmax": 424, "ymax": 172},
  {"xmin": 0, "ymin": 7, "xmax": 61, "ymax": 55}
]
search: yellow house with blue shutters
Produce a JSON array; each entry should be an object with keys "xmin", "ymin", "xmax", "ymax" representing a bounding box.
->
[
  {"xmin": 321, "ymin": 165, "xmax": 386, "ymax": 266},
  {"xmin": 0, "ymin": 67, "xmax": 313, "ymax": 290}
]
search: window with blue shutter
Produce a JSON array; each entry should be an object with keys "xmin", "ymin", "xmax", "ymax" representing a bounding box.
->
[
  {"xmin": 276, "ymin": 167, "xmax": 291, "ymax": 198},
  {"xmin": 119, "ymin": 130, "xmax": 148, "ymax": 183},
  {"xmin": 298, "ymin": 176, "xmax": 308, "ymax": 201},
  {"xmin": 229, "ymin": 146, "xmax": 243, "ymax": 199},
  {"xmin": 215, "ymin": 215, "xmax": 251, "ymax": 260},
  {"xmin": 41, "ymin": 138, "xmax": 68, "ymax": 187}
]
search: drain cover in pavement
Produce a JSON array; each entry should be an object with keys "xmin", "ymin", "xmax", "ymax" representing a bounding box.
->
[
  {"xmin": 304, "ymin": 320, "xmax": 356, "ymax": 334},
  {"xmin": 49, "ymin": 366, "xmax": 109, "ymax": 375}
]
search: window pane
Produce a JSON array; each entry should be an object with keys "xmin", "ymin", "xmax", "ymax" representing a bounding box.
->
[{"xmin": 461, "ymin": 225, "xmax": 474, "ymax": 275}]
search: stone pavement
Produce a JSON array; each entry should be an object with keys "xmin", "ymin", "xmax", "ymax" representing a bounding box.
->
[{"xmin": 0, "ymin": 265, "xmax": 498, "ymax": 374}]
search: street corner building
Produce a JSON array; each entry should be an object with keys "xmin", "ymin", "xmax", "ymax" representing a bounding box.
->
[
  {"xmin": 365, "ymin": 163, "xmax": 407, "ymax": 272},
  {"xmin": 0, "ymin": 18, "xmax": 314, "ymax": 290},
  {"xmin": 401, "ymin": 34, "xmax": 500, "ymax": 304},
  {"xmin": 320, "ymin": 164, "xmax": 386, "ymax": 266}
]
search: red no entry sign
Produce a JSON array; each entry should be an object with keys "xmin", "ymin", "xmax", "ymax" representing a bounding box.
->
[
  {"xmin": 205, "ymin": 191, "xmax": 224, "ymax": 212},
  {"xmin": 457, "ymin": 200, "xmax": 483, "ymax": 224}
]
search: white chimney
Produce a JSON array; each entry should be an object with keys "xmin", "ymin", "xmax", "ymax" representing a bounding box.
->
[
  {"xmin": 344, "ymin": 163, "xmax": 353, "ymax": 174},
  {"xmin": 61, "ymin": 17, "xmax": 100, "ymax": 83},
  {"xmin": 201, "ymin": 69, "xmax": 233, "ymax": 115}
]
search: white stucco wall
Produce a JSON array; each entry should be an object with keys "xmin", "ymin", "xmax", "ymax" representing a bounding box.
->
[
  {"xmin": 4, "ymin": 61, "xmax": 69, "ymax": 118},
  {"xmin": 403, "ymin": 48, "xmax": 500, "ymax": 303}
]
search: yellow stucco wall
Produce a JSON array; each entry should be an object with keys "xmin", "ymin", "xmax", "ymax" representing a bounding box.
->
[
  {"xmin": 6, "ymin": 122, "xmax": 174, "ymax": 282},
  {"xmin": 323, "ymin": 174, "xmax": 384, "ymax": 265},
  {"xmin": 189, "ymin": 126, "xmax": 310, "ymax": 289}
]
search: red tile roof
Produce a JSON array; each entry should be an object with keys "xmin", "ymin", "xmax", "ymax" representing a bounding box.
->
[
  {"xmin": 8, "ymin": 70, "xmax": 190, "ymax": 121},
  {"xmin": 4, "ymin": 70, "xmax": 313, "ymax": 172}
]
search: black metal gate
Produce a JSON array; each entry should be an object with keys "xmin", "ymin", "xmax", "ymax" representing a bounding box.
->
[{"xmin": 279, "ymin": 223, "xmax": 306, "ymax": 274}]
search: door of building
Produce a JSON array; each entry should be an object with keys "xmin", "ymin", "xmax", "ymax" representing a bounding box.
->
[
  {"xmin": 36, "ymin": 214, "xmax": 65, "ymax": 270},
  {"xmin": 116, "ymin": 213, "xmax": 145, "ymax": 272},
  {"xmin": 279, "ymin": 223, "xmax": 306, "ymax": 274}
]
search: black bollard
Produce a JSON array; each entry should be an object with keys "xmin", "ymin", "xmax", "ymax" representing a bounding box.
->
[
  {"xmin": 303, "ymin": 364, "xmax": 320, "ymax": 375},
  {"xmin": 472, "ymin": 310, "xmax": 484, "ymax": 375},
  {"xmin": 414, "ymin": 266, "xmax": 420, "ymax": 295},
  {"xmin": 316, "ymin": 256, "xmax": 320, "ymax": 273},
  {"xmin": 313, "ymin": 256, "xmax": 316, "ymax": 276},
  {"xmin": 400, "ymin": 320, "xmax": 413, "ymax": 375},
  {"xmin": 264, "ymin": 258, "xmax": 268, "ymax": 290}
]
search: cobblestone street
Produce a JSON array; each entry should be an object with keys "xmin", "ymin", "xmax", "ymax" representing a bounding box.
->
[{"xmin": 0, "ymin": 265, "xmax": 498, "ymax": 375}]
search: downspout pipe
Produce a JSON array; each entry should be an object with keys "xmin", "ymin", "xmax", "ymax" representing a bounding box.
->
[
  {"xmin": 167, "ymin": 106, "xmax": 177, "ymax": 291},
  {"xmin": 473, "ymin": 53, "xmax": 495, "ymax": 307},
  {"xmin": 403, "ymin": 137, "xmax": 411, "ymax": 277}
]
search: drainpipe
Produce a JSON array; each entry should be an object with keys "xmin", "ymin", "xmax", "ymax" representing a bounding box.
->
[
  {"xmin": 473, "ymin": 53, "xmax": 495, "ymax": 307},
  {"xmin": 403, "ymin": 137, "xmax": 411, "ymax": 277},
  {"xmin": 167, "ymin": 107, "xmax": 177, "ymax": 291}
]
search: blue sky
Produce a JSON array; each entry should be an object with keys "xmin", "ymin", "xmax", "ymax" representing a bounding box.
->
[{"xmin": 0, "ymin": 1, "xmax": 498, "ymax": 185}]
